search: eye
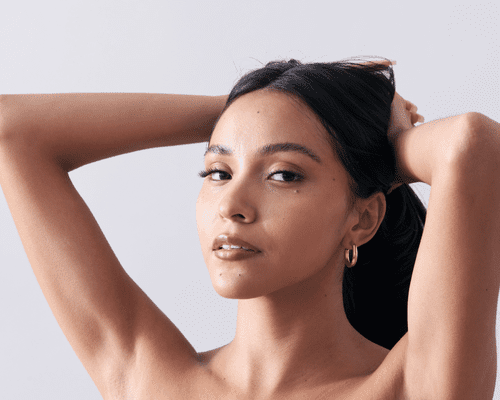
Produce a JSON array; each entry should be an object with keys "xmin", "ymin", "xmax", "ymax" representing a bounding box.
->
[
  {"xmin": 198, "ymin": 168, "xmax": 230, "ymax": 181},
  {"xmin": 268, "ymin": 169, "xmax": 304, "ymax": 182},
  {"xmin": 198, "ymin": 168, "xmax": 304, "ymax": 183}
]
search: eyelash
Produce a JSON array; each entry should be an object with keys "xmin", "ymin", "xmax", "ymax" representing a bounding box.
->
[{"xmin": 198, "ymin": 168, "xmax": 304, "ymax": 183}]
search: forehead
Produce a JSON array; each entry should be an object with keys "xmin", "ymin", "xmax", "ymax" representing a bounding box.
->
[{"xmin": 210, "ymin": 90, "xmax": 333, "ymax": 153}]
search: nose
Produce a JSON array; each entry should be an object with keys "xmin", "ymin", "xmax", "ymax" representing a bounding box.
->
[{"xmin": 217, "ymin": 177, "xmax": 257, "ymax": 223}]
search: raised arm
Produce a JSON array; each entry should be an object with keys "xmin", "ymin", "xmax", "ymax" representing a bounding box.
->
[
  {"xmin": 391, "ymin": 109, "xmax": 500, "ymax": 399},
  {"xmin": 0, "ymin": 93, "xmax": 226, "ymax": 399},
  {"xmin": 0, "ymin": 93, "xmax": 227, "ymax": 171}
]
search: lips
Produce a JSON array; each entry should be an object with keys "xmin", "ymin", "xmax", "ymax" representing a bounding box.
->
[{"xmin": 212, "ymin": 234, "xmax": 261, "ymax": 253}]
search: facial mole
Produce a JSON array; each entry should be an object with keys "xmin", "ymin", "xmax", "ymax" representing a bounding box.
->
[
  {"xmin": 238, "ymin": 274, "xmax": 241, "ymax": 276},
  {"xmin": 220, "ymin": 273, "xmax": 222, "ymax": 276}
]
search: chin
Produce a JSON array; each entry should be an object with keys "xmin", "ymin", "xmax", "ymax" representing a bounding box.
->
[{"xmin": 209, "ymin": 269, "xmax": 271, "ymax": 300}]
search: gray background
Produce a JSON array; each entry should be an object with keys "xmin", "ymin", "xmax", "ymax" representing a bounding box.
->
[{"xmin": 0, "ymin": 0, "xmax": 499, "ymax": 398}]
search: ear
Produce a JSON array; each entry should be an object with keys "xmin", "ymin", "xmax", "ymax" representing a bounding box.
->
[{"xmin": 343, "ymin": 192, "xmax": 386, "ymax": 248}]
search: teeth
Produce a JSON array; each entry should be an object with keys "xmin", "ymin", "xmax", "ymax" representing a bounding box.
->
[{"xmin": 220, "ymin": 244, "xmax": 252, "ymax": 251}]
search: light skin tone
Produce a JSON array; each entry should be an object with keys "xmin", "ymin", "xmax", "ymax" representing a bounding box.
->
[{"xmin": 196, "ymin": 89, "xmax": 390, "ymax": 396}]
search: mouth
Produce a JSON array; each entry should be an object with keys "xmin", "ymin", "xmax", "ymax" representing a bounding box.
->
[
  {"xmin": 212, "ymin": 235, "xmax": 261, "ymax": 253},
  {"xmin": 216, "ymin": 245, "xmax": 255, "ymax": 252},
  {"xmin": 213, "ymin": 246, "xmax": 261, "ymax": 261}
]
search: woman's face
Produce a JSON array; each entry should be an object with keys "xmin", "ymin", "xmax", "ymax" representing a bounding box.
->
[{"xmin": 196, "ymin": 89, "xmax": 356, "ymax": 299}]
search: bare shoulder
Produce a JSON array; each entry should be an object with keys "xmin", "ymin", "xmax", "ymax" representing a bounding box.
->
[
  {"xmin": 357, "ymin": 333, "xmax": 409, "ymax": 399},
  {"xmin": 108, "ymin": 298, "xmax": 203, "ymax": 399},
  {"xmin": 314, "ymin": 333, "xmax": 409, "ymax": 400},
  {"xmin": 122, "ymin": 328, "xmax": 408, "ymax": 400},
  {"xmin": 117, "ymin": 344, "xmax": 229, "ymax": 399},
  {"xmin": 177, "ymin": 337, "xmax": 408, "ymax": 400}
]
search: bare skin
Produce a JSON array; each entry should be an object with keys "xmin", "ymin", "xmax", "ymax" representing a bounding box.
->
[
  {"xmin": 196, "ymin": 89, "xmax": 391, "ymax": 398},
  {"xmin": 0, "ymin": 72, "xmax": 499, "ymax": 399}
]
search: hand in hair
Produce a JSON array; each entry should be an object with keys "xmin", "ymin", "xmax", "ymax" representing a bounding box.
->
[{"xmin": 387, "ymin": 91, "xmax": 425, "ymax": 194}]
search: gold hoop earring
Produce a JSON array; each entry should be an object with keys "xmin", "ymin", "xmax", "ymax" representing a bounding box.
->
[{"xmin": 345, "ymin": 244, "xmax": 358, "ymax": 268}]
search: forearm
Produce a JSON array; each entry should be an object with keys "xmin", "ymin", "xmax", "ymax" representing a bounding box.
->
[
  {"xmin": 393, "ymin": 112, "xmax": 482, "ymax": 186},
  {"xmin": 0, "ymin": 93, "xmax": 227, "ymax": 171}
]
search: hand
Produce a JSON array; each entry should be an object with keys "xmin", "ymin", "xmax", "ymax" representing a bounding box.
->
[
  {"xmin": 387, "ymin": 92, "xmax": 425, "ymax": 194},
  {"xmin": 388, "ymin": 92, "xmax": 425, "ymax": 137}
]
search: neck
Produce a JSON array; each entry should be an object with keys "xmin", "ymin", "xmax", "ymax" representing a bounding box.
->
[{"xmin": 215, "ymin": 254, "xmax": 379, "ymax": 397}]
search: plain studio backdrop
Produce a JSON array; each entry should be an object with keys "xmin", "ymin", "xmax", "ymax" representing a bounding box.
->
[{"xmin": 0, "ymin": 0, "xmax": 499, "ymax": 398}]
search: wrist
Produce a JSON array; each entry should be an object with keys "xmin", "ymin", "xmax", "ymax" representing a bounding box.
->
[{"xmin": 392, "ymin": 114, "xmax": 474, "ymax": 187}]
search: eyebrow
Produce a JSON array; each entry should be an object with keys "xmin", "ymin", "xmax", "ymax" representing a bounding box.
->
[{"xmin": 203, "ymin": 142, "xmax": 322, "ymax": 164}]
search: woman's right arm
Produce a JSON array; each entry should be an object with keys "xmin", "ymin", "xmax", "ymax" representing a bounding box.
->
[
  {"xmin": 0, "ymin": 92, "xmax": 227, "ymax": 171},
  {"xmin": 0, "ymin": 93, "xmax": 226, "ymax": 399}
]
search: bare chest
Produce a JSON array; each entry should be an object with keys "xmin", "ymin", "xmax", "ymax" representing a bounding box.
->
[
  {"xmin": 187, "ymin": 368, "xmax": 405, "ymax": 400},
  {"xmin": 132, "ymin": 351, "xmax": 406, "ymax": 400},
  {"xmin": 129, "ymin": 336, "xmax": 409, "ymax": 400}
]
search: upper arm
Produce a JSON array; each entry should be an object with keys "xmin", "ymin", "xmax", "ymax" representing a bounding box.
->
[
  {"xmin": 0, "ymin": 129, "xmax": 198, "ymax": 397},
  {"xmin": 404, "ymin": 113, "xmax": 500, "ymax": 399}
]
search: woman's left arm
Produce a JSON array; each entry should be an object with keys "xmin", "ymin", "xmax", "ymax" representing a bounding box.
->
[{"xmin": 395, "ymin": 112, "xmax": 500, "ymax": 400}]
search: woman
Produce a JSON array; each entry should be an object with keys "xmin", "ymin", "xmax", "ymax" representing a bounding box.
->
[{"xmin": 0, "ymin": 58, "xmax": 498, "ymax": 399}]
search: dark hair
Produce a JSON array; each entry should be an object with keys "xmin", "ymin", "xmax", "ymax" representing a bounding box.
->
[{"xmin": 208, "ymin": 57, "xmax": 427, "ymax": 350}]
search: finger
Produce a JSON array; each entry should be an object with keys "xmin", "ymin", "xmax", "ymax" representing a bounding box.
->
[
  {"xmin": 406, "ymin": 101, "xmax": 418, "ymax": 113},
  {"xmin": 411, "ymin": 113, "xmax": 425, "ymax": 125},
  {"xmin": 357, "ymin": 59, "xmax": 396, "ymax": 67},
  {"xmin": 373, "ymin": 59, "xmax": 396, "ymax": 66},
  {"xmin": 410, "ymin": 111, "xmax": 418, "ymax": 125}
]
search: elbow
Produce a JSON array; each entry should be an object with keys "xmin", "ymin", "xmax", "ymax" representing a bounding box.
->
[
  {"xmin": 450, "ymin": 112, "xmax": 500, "ymax": 176},
  {"xmin": 465, "ymin": 112, "xmax": 500, "ymax": 155},
  {"xmin": 468, "ymin": 111, "xmax": 500, "ymax": 149},
  {"xmin": 457, "ymin": 112, "xmax": 485, "ymax": 153}
]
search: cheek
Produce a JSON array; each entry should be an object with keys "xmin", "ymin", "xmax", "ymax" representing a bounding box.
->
[
  {"xmin": 196, "ymin": 188, "xmax": 347, "ymax": 298},
  {"xmin": 265, "ymin": 196, "xmax": 344, "ymax": 273}
]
